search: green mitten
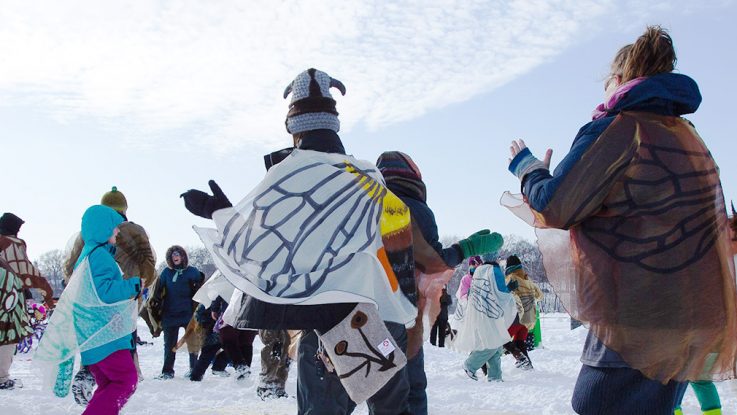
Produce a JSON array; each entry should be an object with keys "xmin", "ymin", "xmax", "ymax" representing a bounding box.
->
[{"xmin": 458, "ymin": 230, "xmax": 503, "ymax": 258}]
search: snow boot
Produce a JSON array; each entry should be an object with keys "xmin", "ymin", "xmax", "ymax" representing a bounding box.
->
[
  {"xmin": 155, "ymin": 372, "xmax": 174, "ymax": 380},
  {"xmin": 504, "ymin": 341, "xmax": 533, "ymax": 371},
  {"xmin": 211, "ymin": 369, "xmax": 230, "ymax": 377},
  {"xmin": 0, "ymin": 379, "xmax": 21, "ymax": 390},
  {"xmin": 72, "ymin": 366, "xmax": 96, "ymax": 406},
  {"xmin": 257, "ymin": 384, "xmax": 288, "ymax": 400},
  {"xmin": 235, "ymin": 365, "xmax": 251, "ymax": 381}
]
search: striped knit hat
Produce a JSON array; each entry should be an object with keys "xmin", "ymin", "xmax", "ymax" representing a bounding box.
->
[
  {"xmin": 283, "ymin": 68, "xmax": 346, "ymax": 134},
  {"xmin": 376, "ymin": 151, "xmax": 427, "ymax": 202}
]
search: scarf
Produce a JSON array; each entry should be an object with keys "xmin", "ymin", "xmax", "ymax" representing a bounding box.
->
[{"xmin": 591, "ymin": 77, "xmax": 647, "ymax": 120}]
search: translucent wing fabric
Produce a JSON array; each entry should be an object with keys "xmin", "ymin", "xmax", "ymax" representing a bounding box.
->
[
  {"xmin": 502, "ymin": 112, "xmax": 737, "ymax": 382},
  {"xmin": 34, "ymin": 258, "xmax": 138, "ymax": 393},
  {"xmin": 195, "ymin": 149, "xmax": 416, "ymax": 326},
  {"xmin": 193, "ymin": 270, "xmax": 235, "ymax": 310},
  {"xmin": 450, "ymin": 265, "xmax": 516, "ymax": 353}
]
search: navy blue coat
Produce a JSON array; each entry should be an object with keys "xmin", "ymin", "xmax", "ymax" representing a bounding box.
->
[{"xmin": 159, "ymin": 265, "xmax": 203, "ymax": 328}]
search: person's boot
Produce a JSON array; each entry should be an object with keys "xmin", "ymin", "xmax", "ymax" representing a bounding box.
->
[
  {"xmin": 503, "ymin": 341, "xmax": 533, "ymax": 371},
  {"xmin": 72, "ymin": 366, "xmax": 95, "ymax": 406},
  {"xmin": 235, "ymin": 365, "xmax": 251, "ymax": 381},
  {"xmin": 0, "ymin": 379, "xmax": 18, "ymax": 390}
]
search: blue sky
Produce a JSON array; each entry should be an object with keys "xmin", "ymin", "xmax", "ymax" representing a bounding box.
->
[{"xmin": 2, "ymin": 0, "xmax": 736, "ymax": 260}]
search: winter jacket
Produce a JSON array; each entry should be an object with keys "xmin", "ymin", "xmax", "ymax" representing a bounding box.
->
[
  {"xmin": 510, "ymin": 73, "xmax": 737, "ymax": 382},
  {"xmin": 157, "ymin": 252, "xmax": 203, "ymax": 328},
  {"xmin": 76, "ymin": 205, "xmax": 141, "ymax": 365},
  {"xmin": 505, "ymin": 269, "xmax": 542, "ymax": 330},
  {"xmin": 399, "ymin": 197, "xmax": 463, "ymax": 269}
]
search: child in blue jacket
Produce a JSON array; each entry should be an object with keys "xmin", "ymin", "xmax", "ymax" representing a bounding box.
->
[{"xmin": 73, "ymin": 205, "xmax": 141, "ymax": 414}]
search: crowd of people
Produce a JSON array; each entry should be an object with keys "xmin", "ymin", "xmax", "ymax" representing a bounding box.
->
[{"xmin": 1, "ymin": 25, "xmax": 736, "ymax": 415}]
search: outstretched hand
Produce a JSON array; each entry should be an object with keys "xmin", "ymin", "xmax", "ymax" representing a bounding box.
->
[
  {"xmin": 180, "ymin": 180, "xmax": 233, "ymax": 219},
  {"xmin": 508, "ymin": 139, "xmax": 553, "ymax": 168}
]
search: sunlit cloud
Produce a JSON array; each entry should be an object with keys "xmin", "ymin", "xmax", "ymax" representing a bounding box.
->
[{"xmin": 0, "ymin": 0, "xmax": 726, "ymax": 151}]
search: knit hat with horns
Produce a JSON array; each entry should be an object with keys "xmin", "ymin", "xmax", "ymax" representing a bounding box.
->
[{"xmin": 283, "ymin": 68, "xmax": 346, "ymax": 134}]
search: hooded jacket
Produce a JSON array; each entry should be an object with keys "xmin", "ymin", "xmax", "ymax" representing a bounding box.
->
[
  {"xmin": 77, "ymin": 205, "xmax": 141, "ymax": 365},
  {"xmin": 508, "ymin": 73, "xmax": 737, "ymax": 382},
  {"xmin": 154, "ymin": 246, "xmax": 203, "ymax": 328}
]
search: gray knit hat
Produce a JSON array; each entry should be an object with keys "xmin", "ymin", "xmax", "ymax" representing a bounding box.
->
[{"xmin": 283, "ymin": 68, "xmax": 346, "ymax": 134}]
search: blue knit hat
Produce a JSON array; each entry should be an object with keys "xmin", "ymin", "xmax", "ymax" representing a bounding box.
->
[{"xmin": 283, "ymin": 68, "xmax": 346, "ymax": 134}]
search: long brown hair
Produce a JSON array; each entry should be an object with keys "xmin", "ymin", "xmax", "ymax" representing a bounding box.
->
[{"xmin": 620, "ymin": 25, "xmax": 676, "ymax": 83}]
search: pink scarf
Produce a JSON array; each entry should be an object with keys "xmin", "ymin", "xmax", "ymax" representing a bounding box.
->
[{"xmin": 591, "ymin": 77, "xmax": 646, "ymax": 120}]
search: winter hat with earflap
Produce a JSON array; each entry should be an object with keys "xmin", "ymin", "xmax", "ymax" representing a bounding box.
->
[
  {"xmin": 101, "ymin": 186, "xmax": 128, "ymax": 216},
  {"xmin": 283, "ymin": 68, "xmax": 346, "ymax": 134}
]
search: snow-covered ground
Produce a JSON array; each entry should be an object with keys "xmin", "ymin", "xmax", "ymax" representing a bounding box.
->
[{"xmin": 3, "ymin": 314, "xmax": 735, "ymax": 414}]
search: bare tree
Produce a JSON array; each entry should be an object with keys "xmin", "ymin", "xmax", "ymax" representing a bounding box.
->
[{"xmin": 34, "ymin": 249, "xmax": 65, "ymax": 297}]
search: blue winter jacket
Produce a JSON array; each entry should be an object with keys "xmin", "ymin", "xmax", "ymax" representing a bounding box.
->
[
  {"xmin": 510, "ymin": 73, "xmax": 701, "ymax": 215},
  {"xmin": 400, "ymin": 197, "xmax": 464, "ymax": 269},
  {"xmin": 159, "ymin": 265, "xmax": 202, "ymax": 328},
  {"xmin": 76, "ymin": 205, "xmax": 141, "ymax": 365}
]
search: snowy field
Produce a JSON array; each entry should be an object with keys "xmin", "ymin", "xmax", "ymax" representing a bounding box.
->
[{"xmin": 3, "ymin": 313, "xmax": 735, "ymax": 414}]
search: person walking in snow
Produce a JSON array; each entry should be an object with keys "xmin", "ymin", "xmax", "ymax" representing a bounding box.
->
[
  {"xmin": 150, "ymin": 245, "xmax": 203, "ymax": 379},
  {"xmin": 36, "ymin": 205, "xmax": 141, "ymax": 415},
  {"xmin": 0, "ymin": 258, "xmax": 33, "ymax": 390},
  {"xmin": 181, "ymin": 68, "xmax": 419, "ymax": 413},
  {"xmin": 506, "ymin": 26, "xmax": 737, "ymax": 414},
  {"xmin": 456, "ymin": 256, "xmax": 482, "ymax": 301},
  {"xmin": 63, "ymin": 186, "xmax": 156, "ymax": 405},
  {"xmin": 451, "ymin": 261, "xmax": 517, "ymax": 382},
  {"xmin": 376, "ymin": 150, "xmax": 503, "ymax": 415},
  {"xmin": 430, "ymin": 286, "xmax": 451, "ymax": 348},
  {"xmin": 0, "ymin": 213, "xmax": 54, "ymax": 307},
  {"xmin": 501, "ymin": 255, "xmax": 541, "ymax": 370}
]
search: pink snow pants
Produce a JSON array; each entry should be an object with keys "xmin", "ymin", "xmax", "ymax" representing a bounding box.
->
[{"xmin": 83, "ymin": 349, "xmax": 138, "ymax": 415}]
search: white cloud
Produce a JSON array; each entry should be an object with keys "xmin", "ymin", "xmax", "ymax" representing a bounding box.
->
[{"xmin": 0, "ymin": 0, "xmax": 726, "ymax": 151}]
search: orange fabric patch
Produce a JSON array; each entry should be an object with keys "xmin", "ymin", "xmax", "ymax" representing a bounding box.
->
[{"xmin": 376, "ymin": 247, "xmax": 399, "ymax": 292}]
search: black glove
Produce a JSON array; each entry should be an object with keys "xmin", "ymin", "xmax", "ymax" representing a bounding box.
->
[
  {"xmin": 180, "ymin": 180, "xmax": 233, "ymax": 219},
  {"xmin": 507, "ymin": 280, "xmax": 519, "ymax": 291}
]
